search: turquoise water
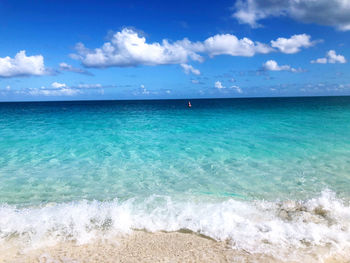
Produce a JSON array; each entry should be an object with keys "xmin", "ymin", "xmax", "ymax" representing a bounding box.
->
[
  {"xmin": 1, "ymin": 97, "xmax": 350, "ymax": 204},
  {"xmin": 1, "ymin": 97, "xmax": 350, "ymax": 260}
]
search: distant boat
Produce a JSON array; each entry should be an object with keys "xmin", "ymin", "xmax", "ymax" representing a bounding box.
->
[{"xmin": 188, "ymin": 101, "xmax": 192, "ymax": 108}]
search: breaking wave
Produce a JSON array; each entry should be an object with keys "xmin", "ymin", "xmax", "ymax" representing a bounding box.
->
[{"xmin": 0, "ymin": 190, "xmax": 349, "ymax": 261}]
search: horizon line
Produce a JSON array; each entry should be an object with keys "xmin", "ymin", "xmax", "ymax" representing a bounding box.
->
[{"xmin": 1, "ymin": 94, "xmax": 350, "ymax": 103}]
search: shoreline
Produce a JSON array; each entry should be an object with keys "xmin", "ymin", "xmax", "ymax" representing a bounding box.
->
[{"xmin": 1, "ymin": 230, "xmax": 348, "ymax": 263}]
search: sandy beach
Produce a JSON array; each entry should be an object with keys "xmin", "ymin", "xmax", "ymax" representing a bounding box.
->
[{"xmin": 1, "ymin": 230, "xmax": 348, "ymax": 263}]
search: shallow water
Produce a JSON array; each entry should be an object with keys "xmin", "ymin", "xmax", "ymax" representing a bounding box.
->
[{"xmin": 0, "ymin": 97, "xmax": 350, "ymax": 260}]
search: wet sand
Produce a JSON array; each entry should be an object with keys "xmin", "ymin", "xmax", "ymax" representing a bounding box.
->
[{"xmin": 1, "ymin": 231, "xmax": 348, "ymax": 263}]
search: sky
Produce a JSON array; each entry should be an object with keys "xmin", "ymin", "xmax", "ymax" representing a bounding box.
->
[{"xmin": 0, "ymin": 0, "xmax": 350, "ymax": 101}]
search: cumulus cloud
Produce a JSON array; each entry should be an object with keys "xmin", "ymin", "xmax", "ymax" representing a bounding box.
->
[
  {"xmin": 71, "ymin": 28, "xmax": 274, "ymax": 68},
  {"xmin": 311, "ymin": 50, "xmax": 347, "ymax": 64},
  {"xmin": 71, "ymin": 29, "xmax": 322, "ymax": 72},
  {"xmin": 71, "ymin": 28, "xmax": 203, "ymax": 68},
  {"xmin": 0, "ymin": 50, "xmax": 47, "ymax": 77},
  {"xmin": 59, "ymin": 62, "xmax": 92, "ymax": 75},
  {"xmin": 215, "ymin": 81, "xmax": 225, "ymax": 89},
  {"xmin": 233, "ymin": 0, "xmax": 350, "ymax": 31},
  {"xmin": 202, "ymin": 33, "xmax": 272, "ymax": 57},
  {"xmin": 271, "ymin": 34, "xmax": 317, "ymax": 54},
  {"xmin": 180, "ymin": 63, "xmax": 200, "ymax": 75},
  {"xmin": 263, "ymin": 60, "xmax": 301, "ymax": 72}
]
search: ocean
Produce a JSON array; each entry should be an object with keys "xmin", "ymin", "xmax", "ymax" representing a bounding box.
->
[{"xmin": 0, "ymin": 97, "xmax": 350, "ymax": 261}]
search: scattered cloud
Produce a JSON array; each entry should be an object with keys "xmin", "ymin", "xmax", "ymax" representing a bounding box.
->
[
  {"xmin": 191, "ymin": 78, "xmax": 205, "ymax": 85},
  {"xmin": 211, "ymin": 81, "xmax": 243, "ymax": 95},
  {"xmin": 140, "ymin": 84, "xmax": 149, "ymax": 94},
  {"xmin": 71, "ymin": 28, "xmax": 203, "ymax": 68},
  {"xmin": 271, "ymin": 34, "xmax": 317, "ymax": 54},
  {"xmin": 0, "ymin": 50, "xmax": 47, "ymax": 78},
  {"xmin": 215, "ymin": 81, "xmax": 225, "ymax": 89},
  {"xmin": 51, "ymin": 82, "xmax": 67, "ymax": 89},
  {"xmin": 263, "ymin": 60, "xmax": 301, "ymax": 72},
  {"xmin": 59, "ymin": 62, "xmax": 93, "ymax": 75},
  {"xmin": 311, "ymin": 50, "xmax": 347, "ymax": 64},
  {"xmin": 202, "ymin": 33, "xmax": 272, "ymax": 57},
  {"xmin": 71, "ymin": 29, "xmax": 324, "ymax": 77},
  {"xmin": 311, "ymin": 58, "xmax": 328, "ymax": 64},
  {"xmin": 230, "ymin": 85, "xmax": 243, "ymax": 93},
  {"xmin": 28, "ymin": 82, "xmax": 80, "ymax": 96},
  {"xmin": 77, "ymin": 83, "xmax": 103, "ymax": 88},
  {"xmin": 233, "ymin": 0, "xmax": 350, "ymax": 31},
  {"xmin": 132, "ymin": 84, "xmax": 164, "ymax": 96},
  {"xmin": 180, "ymin": 63, "xmax": 200, "ymax": 75},
  {"xmin": 300, "ymin": 82, "xmax": 350, "ymax": 93},
  {"xmin": 24, "ymin": 82, "xmax": 104, "ymax": 96},
  {"xmin": 71, "ymin": 28, "xmax": 275, "ymax": 69}
]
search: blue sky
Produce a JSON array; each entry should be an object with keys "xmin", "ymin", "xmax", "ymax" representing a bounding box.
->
[{"xmin": 0, "ymin": 0, "xmax": 349, "ymax": 101}]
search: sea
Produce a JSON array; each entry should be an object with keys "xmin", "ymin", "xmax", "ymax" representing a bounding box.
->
[{"xmin": 0, "ymin": 97, "xmax": 349, "ymax": 261}]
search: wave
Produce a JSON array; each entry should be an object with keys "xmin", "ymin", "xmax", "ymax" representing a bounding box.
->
[{"xmin": 0, "ymin": 190, "xmax": 349, "ymax": 261}]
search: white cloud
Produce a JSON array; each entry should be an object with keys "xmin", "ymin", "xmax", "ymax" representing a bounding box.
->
[
  {"xmin": 230, "ymin": 85, "xmax": 243, "ymax": 93},
  {"xmin": 36, "ymin": 88, "xmax": 79, "ymax": 96},
  {"xmin": 215, "ymin": 81, "xmax": 225, "ymax": 89},
  {"xmin": 327, "ymin": 50, "xmax": 346, "ymax": 63},
  {"xmin": 311, "ymin": 58, "xmax": 328, "ymax": 64},
  {"xmin": 72, "ymin": 28, "xmax": 203, "ymax": 68},
  {"xmin": 77, "ymin": 83, "xmax": 102, "ymax": 88},
  {"xmin": 263, "ymin": 60, "xmax": 300, "ymax": 72},
  {"xmin": 233, "ymin": 0, "xmax": 350, "ymax": 31},
  {"xmin": 202, "ymin": 33, "xmax": 272, "ymax": 57},
  {"xmin": 191, "ymin": 79, "xmax": 200, "ymax": 84},
  {"xmin": 28, "ymin": 82, "xmax": 80, "ymax": 96},
  {"xmin": 299, "ymin": 82, "xmax": 350, "ymax": 93},
  {"xmin": 0, "ymin": 50, "xmax": 47, "ymax": 77},
  {"xmin": 5, "ymin": 85, "xmax": 11, "ymax": 91},
  {"xmin": 51, "ymin": 82, "xmax": 67, "ymax": 89},
  {"xmin": 180, "ymin": 63, "xmax": 200, "ymax": 75},
  {"xmin": 26, "ymin": 82, "xmax": 103, "ymax": 97},
  {"xmin": 72, "ymin": 28, "xmax": 274, "ymax": 68},
  {"xmin": 271, "ymin": 34, "xmax": 316, "ymax": 54},
  {"xmin": 73, "ymin": 29, "xmax": 324, "ymax": 71},
  {"xmin": 140, "ymin": 84, "xmax": 149, "ymax": 94},
  {"xmin": 311, "ymin": 50, "xmax": 347, "ymax": 64},
  {"xmin": 59, "ymin": 62, "xmax": 92, "ymax": 75},
  {"xmin": 214, "ymin": 81, "xmax": 243, "ymax": 93}
]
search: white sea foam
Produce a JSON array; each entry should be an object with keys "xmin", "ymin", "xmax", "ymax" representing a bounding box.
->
[{"xmin": 0, "ymin": 190, "xmax": 349, "ymax": 261}]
